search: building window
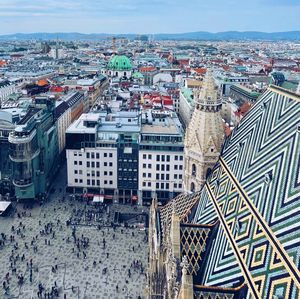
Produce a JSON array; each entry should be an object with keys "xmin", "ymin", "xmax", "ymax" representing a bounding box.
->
[
  {"xmin": 161, "ymin": 174, "xmax": 165, "ymax": 180},
  {"xmin": 161, "ymin": 183, "xmax": 164, "ymax": 189},
  {"xmin": 79, "ymin": 161, "xmax": 82, "ymax": 166},
  {"xmin": 143, "ymin": 163, "xmax": 146, "ymax": 168},
  {"xmin": 97, "ymin": 180, "xmax": 100, "ymax": 186},
  {"xmin": 156, "ymin": 173, "xmax": 159, "ymax": 180},
  {"xmin": 148, "ymin": 164, "xmax": 152, "ymax": 169},
  {"xmin": 109, "ymin": 180, "xmax": 113, "ymax": 185},
  {"xmin": 147, "ymin": 182, "xmax": 151, "ymax": 187},
  {"xmin": 74, "ymin": 170, "xmax": 78, "ymax": 174},
  {"xmin": 161, "ymin": 155, "xmax": 165, "ymax": 162},
  {"xmin": 104, "ymin": 180, "xmax": 107, "ymax": 184},
  {"xmin": 104, "ymin": 162, "xmax": 107, "ymax": 166},
  {"xmin": 104, "ymin": 171, "xmax": 108, "ymax": 175},
  {"xmin": 96, "ymin": 171, "xmax": 100, "ymax": 176},
  {"xmin": 143, "ymin": 182, "xmax": 146, "ymax": 187},
  {"xmin": 156, "ymin": 183, "xmax": 159, "ymax": 189},
  {"xmin": 166, "ymin": 183, "xmax": 169, "ymax": 189},
  {"xmin": 166, "ymin": 165, "xmax": 170, "ymax": 171},
  {"xmin": 87, "ymin": 179, "xmax": 90, "ymax": 185},
  {"xmin": 74, "ymin": 152, "xmax": 78, "ymax": 156},
  {"xmin": 192, "ymin": 164, "xmax": 197, "ymax": 176},
  {"xmin": 79, "ymin": 170, "xmax": 83, "ymax": 175},
  {"xmin": 92, "ymin": 180, "xmax": 95, "ymax": 186},
  {"xmin": 143, "ymin": 173, "xmax": 146, "ymax": 178},
  {"xmin": 191, "ymin": 182, "xmax": 195, "ymax": 192},
  {"xmin": 91, "ymin": 153, "xmax": 95, "ymax": 159},
  {"xmin": 75, "ymin": 179, "xmax": 78, "ymax": 183},
  {"xmin": 148, "ymin": 173, "xmax": 151, "ymax": 178},
  {"xmin": 104, "ymin": 153, "xmax": 107, "ymax": 157},
  {"xmin": 143, "ymin": 154, "xmax": 146, "ymax": 159},
  {"xmin": 91, "ymin": 162, "xmax": 95, "ymax": 167},
  {"xmin": 74, "ymin": 161, "xmax": 78, "ymax": 165},
  {"xmin": 161, "ymin": 165, "xmax": 165, "ymax": 171},
  {"xmin": 109, "ymin": 171, "xmax": 113, "ymax": 176},
  {"xmin": 109, "ymin": 153, "xmax": 113, "ymax": 158},
  {"xmin": 156, "ymin": 165, "xmax": 160, "ymax": 171},
  {"xmin": 156, "ymin": 155, "xmax": 160, "ymax": 161},
  {"xmin": 180, "ymin": 156, "xmax": 183, "ymax": 161},
  {"xmin": 79, "ymin": 179, "xmax": 83, "ymax": 183},
  {"xmin": 166, "ymin": 155, "xmax": 170, "ymax": 162},
  {"xmin": 166, "ymin": 174, "xmax": 169, "ymax": 180},
  {"xmin": 175, "ymin": 155, "xmax": 178, "ymax": 161},
  {"xmin": 87, "ymin": 161, "xmax": 90, "ymax": 167},
  {"xmin": 179, "ymin": 165, "xmax": 183, "ymax": 170},
  {"xmin": 109, "ymin": 162, "xmax": 113, "ymax": 167},
  {"xmin": 86, "ymin": 153, "xmax": 90, "ymax": 159},
  {"xmin": 96, "ymin": 153, "xmax": 100, "ymax": 159},
  {"xmin": 148, "ymin": 154, "xmax": 152, "ymax": 159},
  {"xmin": 96, "ymin": 162, "xmax": 100, "ymax": 168}
]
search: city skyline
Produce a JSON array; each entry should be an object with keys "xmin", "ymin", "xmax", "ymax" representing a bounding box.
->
[{"xmin": 0, "ymin": 0, "xmax": 300, "ymax": 35}]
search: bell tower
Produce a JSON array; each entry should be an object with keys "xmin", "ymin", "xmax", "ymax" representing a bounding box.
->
[{"xmin": 184, "ymin": 70, "xmax": 224, "ymax": 193}]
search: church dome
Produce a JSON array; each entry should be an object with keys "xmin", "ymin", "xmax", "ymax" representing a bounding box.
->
[{"xmin": 107, "ymin": 55, "xmax": 132, "ymax": 71}]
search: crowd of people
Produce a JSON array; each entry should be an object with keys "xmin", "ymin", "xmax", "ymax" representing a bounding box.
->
[{"xmin": 0, "ymin": 194, "xmax": 149, "ymax": 299}]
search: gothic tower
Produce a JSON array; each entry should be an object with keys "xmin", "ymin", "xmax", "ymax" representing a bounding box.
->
[{"xmin": 184, "ymin": 70, "xmax": 224, "ymax": 193}]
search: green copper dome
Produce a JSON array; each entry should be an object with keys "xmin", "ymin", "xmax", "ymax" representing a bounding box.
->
[{"xmin": 108, "ymin": 55, "xmax": 132, "ymax": 71}]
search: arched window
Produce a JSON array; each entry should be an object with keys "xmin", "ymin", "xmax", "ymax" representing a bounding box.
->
[
  {"xmin": 191, "ymin": 182, "xmax": 195, "ymax": 193},
  {"xmin": 192, "ymin": 164, "xmax": 196, "ymax": 176}
]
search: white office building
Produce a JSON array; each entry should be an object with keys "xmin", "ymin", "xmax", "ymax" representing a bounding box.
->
[{"xmin": 138, "ymin": 110, "xmax": 184, "ymax": 204}]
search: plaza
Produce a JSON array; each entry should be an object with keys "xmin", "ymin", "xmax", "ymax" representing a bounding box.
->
[{"xmin": 0, "ymin": 190, "xmax": 149, "ymax": 299}]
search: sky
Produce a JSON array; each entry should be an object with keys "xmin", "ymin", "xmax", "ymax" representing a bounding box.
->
[{"xmin": 0, "ymin": 0, "xmax": 299, "ymax": 35}]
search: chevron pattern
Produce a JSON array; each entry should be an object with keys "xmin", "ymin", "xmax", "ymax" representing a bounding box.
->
[{"xmin": 192, "ymin": 86, "xmax": 300, "ymax": 298}]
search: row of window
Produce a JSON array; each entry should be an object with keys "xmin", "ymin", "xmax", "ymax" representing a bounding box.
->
[
  {"xmin": 142, "ymin": 164, "xmax": 183, "ymax": 171},
  {"xmin": 74, "ymin": 170, "xmax": 114, "ymax": 176},
  {"xmin": 142, "ymin": 154, "xmax": 183, "ymax": 162},
  {"xmin": 141, "ymin": 182, "xmax": 183, "ymax": 189},
  {"xmin": 74, "ymin": 161, "xmax": 114, "ymax": 167},
  {"xmin": 118, "ymin": 159, "xmax": 137, "ymax": 163},
  {"xmin": 74, "ymin": 179, "xmax": 114, "ymax": 186},
  {"xmin": 85, "ymin": 152, "xmax": 113, "ymax": 159},
  {"xmin": 142, "ymin": 173, "xmax": 182, "ymax": 180}
]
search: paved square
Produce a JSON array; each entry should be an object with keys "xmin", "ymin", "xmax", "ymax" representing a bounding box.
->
[{"xmin": 0, "ymin": 196, "xmax": 149, "ymax": 299}]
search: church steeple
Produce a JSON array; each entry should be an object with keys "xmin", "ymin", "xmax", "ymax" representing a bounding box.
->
[
  {"xmin": 194, "ymin": 69, "xmax": 222, "ymax": 112},
  {"xmin": 184, "ymin": 70, "xmax": 224, "ymax": 193}
]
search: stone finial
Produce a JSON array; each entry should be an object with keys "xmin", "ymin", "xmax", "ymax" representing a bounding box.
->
[{"xmin": 181, "ymin": 255, "xmax": 189, "ymax": 275}]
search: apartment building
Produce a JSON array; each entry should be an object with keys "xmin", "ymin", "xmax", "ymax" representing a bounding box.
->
[
  {"xmin": 66, "ymin": 111, "xmax": 140, "ymax": 203},
  {"xmin": 138, "ymin": 110, "xmax": 184, "ymax": 205}
]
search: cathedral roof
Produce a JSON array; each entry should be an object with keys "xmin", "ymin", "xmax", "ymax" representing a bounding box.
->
[{"xmin": 191, "ymin": 85, "xmax": 300, "ymax": 298}]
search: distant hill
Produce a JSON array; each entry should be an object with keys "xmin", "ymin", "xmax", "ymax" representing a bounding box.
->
[{"xmin": 0, "ymin": 31, "xmax": 300, "ymax": 41}]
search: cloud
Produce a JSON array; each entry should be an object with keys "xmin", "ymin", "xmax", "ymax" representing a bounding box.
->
[{"xmin": 0, "ymin": 0, "xmax": 299, "ymax": 34}]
